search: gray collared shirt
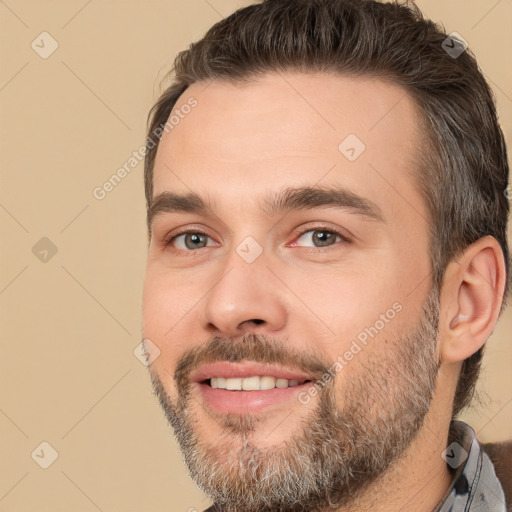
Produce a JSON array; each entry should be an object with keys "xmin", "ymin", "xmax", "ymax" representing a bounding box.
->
[
  {"xmin": 204, "ymin": 420, "xmax": 507, "ymax": 512},
  {"xmin": 434, "ymin": 420, "xmax": 507, "ymax": 512}
]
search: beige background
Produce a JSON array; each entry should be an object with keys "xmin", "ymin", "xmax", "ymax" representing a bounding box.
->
[{"xmin": 1, "ymin": 1, "xmax": 511, "ymax": 511}]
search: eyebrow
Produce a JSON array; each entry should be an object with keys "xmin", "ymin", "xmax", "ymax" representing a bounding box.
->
[{"xmin": 147, "ymin": 185, "xmax": 384, "ymax": 230}]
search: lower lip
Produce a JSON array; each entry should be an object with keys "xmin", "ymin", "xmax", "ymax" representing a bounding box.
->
[{"xmin": 196, "ymin": 381, "xmax": 313, "ymax": 414}]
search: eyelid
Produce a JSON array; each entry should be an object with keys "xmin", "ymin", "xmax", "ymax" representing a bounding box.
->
[
  {"xmin": 162, "ymin": 225, "xmax": 218, "ymax": 251},
  {"xmin": 289, "ymin": 223, "xmax": 352, "ymax": 246},
  {"xmin": 292, "ymin": 222, "xmax": 353, "ymax": 242}
]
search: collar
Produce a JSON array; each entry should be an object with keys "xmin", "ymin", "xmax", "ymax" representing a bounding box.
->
[{"xmin": 434, "ymin": 420, "xmax": 507, "ymax": 512}]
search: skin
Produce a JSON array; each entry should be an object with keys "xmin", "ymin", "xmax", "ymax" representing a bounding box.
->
[{"xmin": 142, "ymin": 72, "xmax": 506, "ymax": 511}]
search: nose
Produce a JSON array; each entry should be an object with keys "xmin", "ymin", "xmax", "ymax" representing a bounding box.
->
[{"xmin": 202, "ymin": 249, "xmax": 287, "ymax": 338}]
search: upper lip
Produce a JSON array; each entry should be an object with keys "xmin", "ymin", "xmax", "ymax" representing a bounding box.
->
[{"xmin": 191, "ymin": 362, "xmax": 313, "ymax": 383}]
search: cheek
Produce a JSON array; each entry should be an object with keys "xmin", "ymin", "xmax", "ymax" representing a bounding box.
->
[
  {"xmin": 142, "ymin": 272, "xmax": 170, "ymax": 338},
  {"xmin": 142, "ymin": 271, "xmax": 192, "ymax": 377},
  {"xmin": 299, "ymin": 268, "xmax": 400, "ymax": 332},
  {"xmin": 142, "ymin": 267, "xmax": 197, "ymax": 335},
  {"xmin": 295, "ymin": 260, "xmax": 422, "ymax": 367}
]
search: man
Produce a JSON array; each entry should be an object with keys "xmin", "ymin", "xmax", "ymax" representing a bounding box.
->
[{"xmin": 141, "ymin": 0, "xmax": 511, "ymax": 510}]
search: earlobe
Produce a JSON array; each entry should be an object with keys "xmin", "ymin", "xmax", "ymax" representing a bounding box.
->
[{"xmin": 439, "ymin": 236, "xmax": 506, "ymax": 364}]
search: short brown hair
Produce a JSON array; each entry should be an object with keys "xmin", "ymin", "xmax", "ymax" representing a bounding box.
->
[{"xmin": 144, "ymin": 0, "xmax": 510, "ymax": 417}]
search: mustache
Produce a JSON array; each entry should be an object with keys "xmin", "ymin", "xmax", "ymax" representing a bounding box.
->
[{"xmin": 174, "ymin": 333, "xmax": 331, "ymax": 394}]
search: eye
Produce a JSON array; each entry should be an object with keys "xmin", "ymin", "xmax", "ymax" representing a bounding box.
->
[
  {"xmin": 293, "ymin": 228, "xmax": 347, "ymax": 249},
  {"xmin": 163, "ymin": 226, "xmax": 348, "ymax": 253},
  {"xmin": 165, "ymin": 231, "xmax": 217, "ymax": 251}
]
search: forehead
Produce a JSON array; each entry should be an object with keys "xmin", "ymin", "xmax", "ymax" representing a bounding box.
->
[{"xmin": 152, "ymin": 72, "xmax": 425, "ymax": 224}]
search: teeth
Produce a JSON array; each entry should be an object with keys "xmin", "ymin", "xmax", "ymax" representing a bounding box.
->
[
  {"xmin": 260, "ymin": 376, "xmax": 276, "ymax": 390},
  {"xmin": 210, "ymin": 376, "xmax": 304, "ymax": 391},
  {"xmin": 225, "ymin": 378, "xmax": 242, "ymax": 390},
  {"xmin": 276, "ymin": 378, "xmax": 288, "ymax": 388},
  {"xmin": 242, "ymin": 376, "xmax": 260, "ymax": 391}
]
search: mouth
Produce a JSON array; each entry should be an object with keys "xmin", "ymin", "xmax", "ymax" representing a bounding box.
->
[{"xmin": 191, "ymin": 362, "xmax": 315, "ymax": 414}]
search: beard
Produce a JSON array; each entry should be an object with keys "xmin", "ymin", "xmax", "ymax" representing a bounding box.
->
[{"xmin": 149, "ymin": 290, "xmax": 440, "ymax": 512}]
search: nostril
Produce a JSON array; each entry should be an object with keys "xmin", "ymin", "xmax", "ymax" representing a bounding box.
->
[{"xmin": 251, "ymin": 319, "xmax": 264, "ymax": 325}]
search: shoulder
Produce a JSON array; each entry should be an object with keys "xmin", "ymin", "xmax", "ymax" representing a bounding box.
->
[{"xmin": 482, "ymin": 440, "xmax": 512, "ymax": 511}]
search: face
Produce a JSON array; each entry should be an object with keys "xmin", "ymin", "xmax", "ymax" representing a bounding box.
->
[{"xmin": 142, "ymin": 72, "xmax": 439, "ymax": 511}]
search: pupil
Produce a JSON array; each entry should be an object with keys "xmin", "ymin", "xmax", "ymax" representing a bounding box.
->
[
  {"xmin": 186, "ymin": 233, "xmax": 206, "ymax": 249},
  {"xmin": 314, "ymin": 231, "xmax": 333, "ymax": 247}
]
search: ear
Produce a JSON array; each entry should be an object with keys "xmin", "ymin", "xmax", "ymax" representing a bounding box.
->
[{"xmin": 438, "ymin": 236, "xmax": 507, "ymax": 364}]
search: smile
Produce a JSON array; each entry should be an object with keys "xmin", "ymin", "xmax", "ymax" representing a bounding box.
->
[{"xmin": 191, "ymin": 362, "xmax": 315, "ymax": 414}]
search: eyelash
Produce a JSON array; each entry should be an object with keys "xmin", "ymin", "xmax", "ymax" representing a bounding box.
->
[{"xmin": 162, "ymin": 225, "xmax": 350, "ymax": 254}]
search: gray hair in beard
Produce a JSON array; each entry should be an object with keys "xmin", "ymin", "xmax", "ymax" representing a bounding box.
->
[{"xmin": 150, "ymin": 289, "xmax": 440, "ymax": 512}]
